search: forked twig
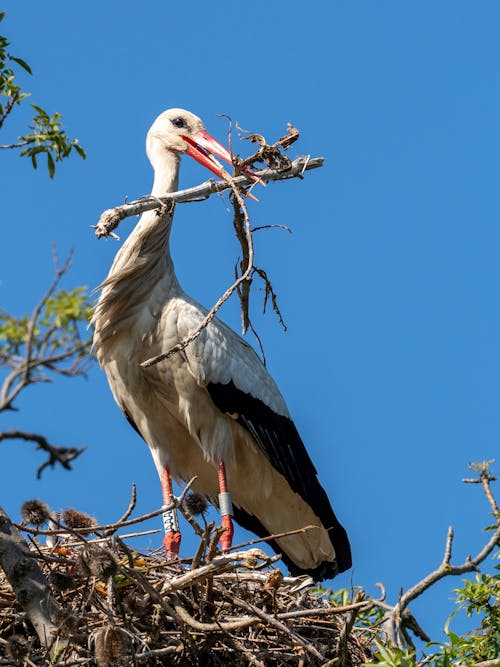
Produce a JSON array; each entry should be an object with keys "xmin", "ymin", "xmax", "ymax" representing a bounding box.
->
[{"xmin": 383, "ymin": 462, "xmax": 500, "ymax": 647}]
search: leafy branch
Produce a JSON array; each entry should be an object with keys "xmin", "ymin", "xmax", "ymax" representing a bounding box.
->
[
  {"xmin": 0, "ymin": 249, "xmax": 92, "ymax": 474},
  {"xmin": 348, "ymin": 461, "xmax": 500, "ymax": 667},
  {"xmin": 0, "ymin": 11, "xmax": 86, "ymax": 176}
]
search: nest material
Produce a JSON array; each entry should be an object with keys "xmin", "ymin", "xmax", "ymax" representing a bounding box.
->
[{"xmin": 0, "ymin": 538, "xmax": 372, "ymax": 666}]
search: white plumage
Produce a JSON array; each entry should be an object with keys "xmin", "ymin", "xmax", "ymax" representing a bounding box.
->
[{"xmin": 93, "ymin": 108, "xmax": 351, "ymax": 580}]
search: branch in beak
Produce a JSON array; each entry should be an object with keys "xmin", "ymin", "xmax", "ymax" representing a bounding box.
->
[{"xmin": 184, "ymin": 129, "xmax": 263, "ymax": 187}]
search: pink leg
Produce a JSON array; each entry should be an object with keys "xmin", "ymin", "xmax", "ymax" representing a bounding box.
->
[
  {"xmin": 161, "ymin": 467, "xmax": 181, "ymax": 560},
  {"xmin": 218, "ymin": 460, "xmax": 234, "ymax": 552}
]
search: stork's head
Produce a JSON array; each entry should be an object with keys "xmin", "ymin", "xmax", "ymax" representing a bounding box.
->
[{"xmin": 146, "ymin": 108, "xmax": 232, "ymax": 179}]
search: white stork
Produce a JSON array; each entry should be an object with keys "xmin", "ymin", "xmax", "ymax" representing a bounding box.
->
[{"xmin": 93, "ymin": 108, "xmax": 351, "ymax": 581}]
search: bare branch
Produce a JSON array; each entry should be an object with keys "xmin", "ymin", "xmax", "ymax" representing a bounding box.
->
[
  {"xmin": 94, "ymin": 156, "xmax": 324, "ymax": 239},
  {"xmin": 0, "ymin": 429, "xmax": 85, "ymax": 478},
  {"xmin": 441, "ymin": 526, "xmax": 454, "ymax": 567},
  {"xmin": 0, "ymin": 249, "xmax": 91, "ymax": 414},
  {"xmin": 23, "ymin": 249, "xmax": 72, "ymax": 386},
  {"xmin": 384, "ymin": 464, "xmax": 500, "ymax": 646},
  {"xmin": 140, "ymin": 163, "xmax": 255, "ymax": 368},
  {"xmin": 0, "ymin": 92, "xmax": 21, "ymax": 130},
  {"xmin": 14, "ymin": 480, "xmax": 197, "ymax": 537},
  {"xmin": 0, "ymin": 138, "xmax": 33, "ymax": 149},
  {"xmin": 457, "ymin": 660, "xmax": 500, "ymax": 667},
  {"xmin": 102, "ymin": 484, "xmax": 137, "ymax": 537}
]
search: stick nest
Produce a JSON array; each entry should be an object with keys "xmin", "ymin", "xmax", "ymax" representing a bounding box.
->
[{"xmin": 0, "ymin": 536, "xmax": 372, "ymax": 666}]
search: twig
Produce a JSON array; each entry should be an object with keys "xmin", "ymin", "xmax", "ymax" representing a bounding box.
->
[
  {"xmin": 16, "ymin": 504, "xmax": 170, "ymax": 536},
  {"xmin": 139, "ymin": 163, "xmax": 254, "ymax": 368},
  {"xmin": 0, "ymin": 139, "xmax": 33, "ymax": 149},
  {"xmin": 102, "ymin": 484, "xmax": 137, "ymax": 537},
  {"xmin": 171, "ymin": 595, "xmax": 256, "ymax": 632},
  {"xmin": 276, "ymin": 601, "xmax": 372, "ymax": 620},
  {"xmin": 336, "ymin": 591, "xmax": 365, "ymax": 666},
  {"xmin": 464, "ymin": 461, "xmax": 499, "ymax": 515},
  {"xmin": 0, "ymin": 429, "xmax": 85, "ymax": 478},
  {"xmin": 159, "ymin": 549, "xmax": 276, "ymax": 594},
  {"xmin": 94, "ymin": 157, "xmax": 323, "ymax": 240},
  {"xmin": 457, "ymin": 660, "xmax": 500, "ymax": 667},
  {"xmin": 441, "ymin": 526, "xmax": 454, "ymax": 566},
  {"xmin": 14, "ymin": 247, "xmax": 74, "ymax": 410},
  {"xmin": 135, "ymin": 645, "xmax": 181, "ymax": 661},
  {"xmin": 230, "ymin": 593, "xmax": 324, "ymax": 662},
  {"xmin": 0, "ymin": 92, "xmax": 21, "ymax": 130},
  {"xmin": 252, "ymin": 266, "xmax": 287, "ymax": 331},
  {"xmin": 229, "ymin": 524, "xmax": 319, "ymax": 552},
  {"xmin": 0, "ymin": 249, "xmax": 91, "ymax": 417},
  {"xmin": 17, "ymin": 480, "xmax": 197, "ymax": 538},
  {"xmin": 62, "ymin": 529, "xmax": 160, "ymax": 546},
  {"xmin": 385, "ymin": 464, "xmax": 500, "ymax": 646}
]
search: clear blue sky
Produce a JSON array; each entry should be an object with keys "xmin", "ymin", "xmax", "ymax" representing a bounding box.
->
[{"xmin": 1, "ymin": 0, "xmax": 499, "ymax": 645}]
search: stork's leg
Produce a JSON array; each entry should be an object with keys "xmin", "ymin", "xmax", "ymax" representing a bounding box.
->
[
  {"xmin": 218, "ymin": 460, "xmax": 234, "ymax": 552},
  {"xmin": 161, "ymin": 467, "xmax": 181, "ymax": 559}
]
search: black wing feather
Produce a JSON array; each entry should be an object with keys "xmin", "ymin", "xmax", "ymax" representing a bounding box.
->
[
  {"xmin": 206, "ymin": 380, "xmax": 352, "ymax": 574},
  {"xmin": 121, "ymin": 404, "xmax": 143, "ymax": 438},
  {"xmin": 232, "ymin": 505, "xmax": 339, "ymax": 580}
]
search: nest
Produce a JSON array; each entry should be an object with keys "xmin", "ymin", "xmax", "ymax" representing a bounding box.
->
[{"xmin": 0, "ymin": 528, "xmax": 372, "ymax": 666}]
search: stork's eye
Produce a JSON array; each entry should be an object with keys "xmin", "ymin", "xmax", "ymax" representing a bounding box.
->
[{"xmin": 171, "ymin": 117, "xmax": 186, "ymax": 129}]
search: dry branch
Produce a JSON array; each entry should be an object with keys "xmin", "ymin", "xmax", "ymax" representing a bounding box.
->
[
  {"xmin": 382, "ymin": 462, "xmax": 500, "ymax": 647},
  {"xmin": 94, "ymin": 124, "xmax": 323, "ymax": 366},
  {"xmin": 93, "ymin": 156, "xmax": 323, "ymax": 240},
  {"xmin": 0, "ymin": 429, "xmax": 84, "ymax": 478},
  {"xmin": 0, "ymin": 249, "xmax": 91, "ymax": 415}
]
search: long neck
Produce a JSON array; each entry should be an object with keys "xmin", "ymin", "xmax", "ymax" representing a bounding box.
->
[
  {"xmin": 151, "ymin": 147, "xmax": 180, "ymax": 196},
  {"xmin": 93, "ymin": 148, "xmax": 182, "ymax": 348}
]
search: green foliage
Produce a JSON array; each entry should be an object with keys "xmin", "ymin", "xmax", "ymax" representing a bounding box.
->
[
  {"xmin": 312, "ymin": 539, "xmax": 499, "ymax": 667},
  {"xmin": 429, "ymin": 563, "xmax": 500, "ymax": 666},
  {"xmin": 0, "ymin": 12, "xmax": 30, "ymax": 116},
  {"xmin": 0, "ymin": 11, "xmax": 86, "ymax": 176},
  {"xmin": 18, "ymin": 105, "xmax": 86, "ymax": 177},
  {"xmin": 355, "ymin": 552, "xmax": 500, "ymax": 666},
  {"xmin": 43, "ymin": 286, "xmax": 93, "ymax": 329},
  {"xmin": 0, "ymin": 314, "xmax": 31, "ymax": 352},
  {"xmin": 0, "ymin": 286, "xmax": 92, "ymax": 359},
  {"xmin": 365, "ymin": 643, "xmax": 416, "ymax": 667}
]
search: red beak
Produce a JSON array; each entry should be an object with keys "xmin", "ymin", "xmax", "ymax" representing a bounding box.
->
[
  {"xmin": 183, "ymin": 129, "xmax": 262, "ymax": 186},
  {"xmin": 183, "ymin": 129, "xmax": 233, "ymax": 179}
]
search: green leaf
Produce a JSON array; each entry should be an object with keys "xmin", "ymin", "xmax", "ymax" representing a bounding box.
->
[
  {"xmin": 74, "ymin": 143, "xmax": 87, "ymax": 159},
  {"xmin": 47, "ymin": 152, "xmax": 55, "ymax": 178},
  {"xmin": 31, "ymin": 103, "xmax": 49, "ymax": 122},
  {"xmin": 9, "ymin": 55, "xmax": 32, "ymax": 74}
]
